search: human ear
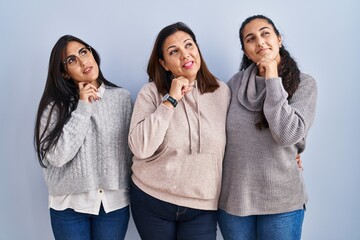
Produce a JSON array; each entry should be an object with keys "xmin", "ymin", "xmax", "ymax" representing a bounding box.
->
[
  {"xmin": 62, "ymin": 73, "xmax": 70, "ymax": 80},
  {"xmin": 243, "ymin": 51, "xmax": 251, "ymax": 61},
  {"xmin": 278, "ymin": 36, "xmax": 282, "ymax": 48},
  {"xmin": 159, "ymin": 59, "xmax": 169, "ymax": 71}
]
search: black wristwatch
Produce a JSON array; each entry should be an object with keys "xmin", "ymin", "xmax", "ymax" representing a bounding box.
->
[{"xmin": 162, "ymin": 93, "xmax": 178, "ymax": 107}]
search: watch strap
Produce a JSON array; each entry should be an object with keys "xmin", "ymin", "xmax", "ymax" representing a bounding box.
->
[{"xmin": 162, "ymin": 93, "xmax": 178, "ymax": 107}]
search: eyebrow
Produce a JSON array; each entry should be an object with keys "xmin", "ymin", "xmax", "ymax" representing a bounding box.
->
[
  {"xmin": 166, "ymin": 38, "xmax": 192, "ymax": 51},
  {"xmin": 183, "ymin": 38, "xmax": 192, "ymax": 43},
  {"xmin": 244, "ymin": 27, "xmax": 271, "ymax": 39},
  {"xmin": 66, "ymin": 47, "xmax": 86, "ymax": 58}
]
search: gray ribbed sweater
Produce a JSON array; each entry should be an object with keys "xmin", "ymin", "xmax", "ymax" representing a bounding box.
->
[
  {"xmin": 219, "ymin": 64, "xmax": 317, "ymax": 216},
  {"xmin": 41, "ymin": 86, "xmax": 132, "ymax": 196}
]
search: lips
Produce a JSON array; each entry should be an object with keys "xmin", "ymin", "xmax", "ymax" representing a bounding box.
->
[
  {"xmin": 257, "ymin": 48, "xmax": 270, "ymax": 54},
  {"xmin": 183, "ymin": 61, "xmax": 194, "ymax": 69},
  {"xmin": 83, "ymin": 66, "xmax": 92, "ymax": 74}
]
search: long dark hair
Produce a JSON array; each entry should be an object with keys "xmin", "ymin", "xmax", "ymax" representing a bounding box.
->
[
  {"xmin": 147, "ymin": 22, "xmax": 219, "ymax": 95},
  {"xmin": 239, "ymin": 15, "xmax": 300, "ymax": 129},
  {"xmin": 34, "ymin": 35, "xmax": 117, "ymax": 167}
]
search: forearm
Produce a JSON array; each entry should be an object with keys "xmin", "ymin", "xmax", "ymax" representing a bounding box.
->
[{"xmin": 264, "ymin": 76, "xmax": 317, "ymax": 146}]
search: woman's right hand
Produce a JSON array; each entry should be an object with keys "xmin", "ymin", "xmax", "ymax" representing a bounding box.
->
[
  {"xmin": 257, "ymin": 56, "xmax": 278, "ymax": 80},
  {"xmin": 168, "ymin": 76, "xmax": 193, "ymax": 101},
  {"xmin": 77, "ymin": 82, "xmax": 99, "ymax": 103}
]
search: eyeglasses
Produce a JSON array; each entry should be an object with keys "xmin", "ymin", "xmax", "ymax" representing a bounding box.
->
[{"xmin": 63, "ymin": 46, "xmax": 92, "ymax": 68}]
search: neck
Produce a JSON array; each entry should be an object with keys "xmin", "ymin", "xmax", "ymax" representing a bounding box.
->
[{"xmin": 91, "ymin": 79, "xmax": 101, "ymax": 88}]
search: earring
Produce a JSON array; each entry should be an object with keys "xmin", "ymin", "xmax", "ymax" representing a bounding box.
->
[{"xmin": 64, "ymin": 75, "xmax": 70, "ymax": 80}]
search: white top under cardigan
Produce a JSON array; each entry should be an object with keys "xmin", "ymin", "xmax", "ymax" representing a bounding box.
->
[{"xmin": 49, "ymin": 189, "xmax": 129, "ymax": 215}]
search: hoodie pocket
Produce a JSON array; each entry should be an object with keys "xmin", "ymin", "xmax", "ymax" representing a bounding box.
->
[
  {"xmin": 170, "ymin": 152, "xmax": 220, "ymax": 200},
  {"xmin": 133, "ymin": 148, "xmax": 222, "ymax": 200}
]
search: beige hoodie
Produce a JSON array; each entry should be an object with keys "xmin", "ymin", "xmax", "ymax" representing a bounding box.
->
[{"xmin": 129, "ymin": 80, "xmax": 230, "ymax": 210}]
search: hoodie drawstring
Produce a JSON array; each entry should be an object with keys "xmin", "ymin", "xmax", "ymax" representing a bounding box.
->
[
  {"xmin": 194, "ymin": 81, "xmax": 201, "ymax": 153},
  {"xmin": 183, "ymin": 97, "xmax": 193, "ymax": 154},
  {"xmin": 182, "ymin": 80, "xmax": 201, "ymax": 154}
]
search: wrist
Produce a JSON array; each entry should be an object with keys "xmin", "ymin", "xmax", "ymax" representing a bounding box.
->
[{"xmin": 162, "ymin": 93, "xmax": 178, "ymax": 108}]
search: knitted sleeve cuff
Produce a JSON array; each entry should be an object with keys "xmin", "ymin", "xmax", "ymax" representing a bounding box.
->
[{"xmin": 265, "ymin": 77, "xmax": 288, "ymax": 102}]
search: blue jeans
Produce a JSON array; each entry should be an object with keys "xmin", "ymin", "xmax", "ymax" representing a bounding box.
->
[
  {"xmin": 50, "ymin": 204, "xmax": 129, "ymax": 240},
  {"xmin": 218, "ymin": 208, "xmax": 304, "ymax": 240},
  {"xmin": 130, "ymin": 180, "xmax": 218, "ymax": 240}
]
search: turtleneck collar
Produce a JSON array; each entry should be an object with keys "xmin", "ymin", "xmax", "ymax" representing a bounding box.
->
[{"xmin": 238, "ymin": 63, "xmax": 266, "ymax": 111}]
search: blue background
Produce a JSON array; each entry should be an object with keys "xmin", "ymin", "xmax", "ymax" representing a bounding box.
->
[{"xmin": 1, "ymin": 0, "xmax": 359, "ymax": 239}]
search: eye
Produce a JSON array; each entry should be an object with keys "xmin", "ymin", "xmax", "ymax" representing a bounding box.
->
[
  {"xmin": 246, "ymin": 36, "xmax": 255, "ymax": 43},
  {"xmin": 262, "ymin": 31, "xmax": 270, "ymax": 37},
  {"xmin": 185, "ymin": 43, "xmax": 193, "ymax": 48},
  {"xmin": 169, "ymin": 49, "xmax": 178, "ymax": 55},
  {"xmin": 67, "ymin": 56, "xmax": 76, "ymax": 65},
  {"xmin": 79, "ymin": 48, "xmax": 88, "ymax": 56}
]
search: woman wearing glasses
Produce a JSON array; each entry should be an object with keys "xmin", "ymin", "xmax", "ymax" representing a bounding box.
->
[{"xmin": 34, "ymin": 35, "xmax": 132, "ymax": 240}]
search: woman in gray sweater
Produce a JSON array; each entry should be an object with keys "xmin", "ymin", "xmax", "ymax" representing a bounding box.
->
[
  {"xmin": 34, "ymin": 35, "xmax": 132, "ymax": 240},
  {"xmin": 218, "ymin": 15, "xmax": 317, "ymax": 240}
]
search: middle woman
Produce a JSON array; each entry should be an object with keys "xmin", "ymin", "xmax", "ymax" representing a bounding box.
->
[{"xmin": 128, "ymin": 22, "xmax": 230, "ymax": 240}]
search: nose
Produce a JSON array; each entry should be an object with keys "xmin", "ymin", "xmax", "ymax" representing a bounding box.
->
[
  {"xmin": 78, "ymin": 57, "xmax": 87, "ymax": 66},
  {"xmin": 180, "ymin": 49, "xmax": 189, "ymax": 59},
  {"xmin": 257, "ymin": 39, "xmax": 265, "ymax": 47}
]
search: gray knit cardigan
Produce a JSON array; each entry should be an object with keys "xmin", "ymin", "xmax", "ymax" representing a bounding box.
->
[{"xmin": 41, "ymin": 86, "xmax": 132, "ymax": 196}]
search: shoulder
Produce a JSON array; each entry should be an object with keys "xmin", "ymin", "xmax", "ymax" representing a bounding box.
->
[
  {"xmin": 42, "ymin": 101, "xmax": 58, "ymax": 116},
  {"xmin": 227, "ymin": 71, "xmax": 245, "ymax": 90},
  {"xmin": 139, "ymin": 82, "xmax": 157, "ymax": 93},
  {"xmin": 204, "ymin": 80, "xmax": 230, "ymax": 106},
  {"xmin": 217, "ymin": 80, "xmax": 229, "ymax": 89},
  {"xmin": 45, "ymin": 101, "xmax": 56, "ymax": 110},
  {"xmin": 227, "ymin": 71, "xmax": 245, "ymax": 85},
  {"xmin": 299, "ymin": 73, "xmax": 317, "ymax": 89},
  {"xmin": 216, "ymin": 80, "xmax": 231, "ymax": 95},
  {"xmin": 105, "ymin": 86, "xmax": 132, "ymax": 103},
  {"xmin": 106, "ymin": 85, "xmax": 131, "ymax": 96},
  {"xmin": 300, "ymin": 73, "xmax": 316, "ymax": 83},
  {"xmin": 137, "ymin": 82, "xmax": 159, "ymax": 99},
  {"xmin": 291, "ymin": 73, "xmax": 318, "ymax": 101}
]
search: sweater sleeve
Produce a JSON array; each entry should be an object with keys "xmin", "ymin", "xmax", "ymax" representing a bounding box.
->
[
  {"xmin": 128, "ymin": 84, "xmax": 174, "ymax": 159},
  {"xmin": 263, "ymin": 74, "xmax": 317, "ymax": 146},
  {"xmin": 41, "ymin": 100, "xmax": 93, "ymax": 167}
]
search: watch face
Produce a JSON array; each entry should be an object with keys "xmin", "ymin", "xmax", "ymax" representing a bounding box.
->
[
  {"xmin": 167, "ymin": 95, "xmax": 177, "ymax": 107},
  {"xmin": 162, "ymin": 93, "xmax": 169, "ymax": 102}
]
